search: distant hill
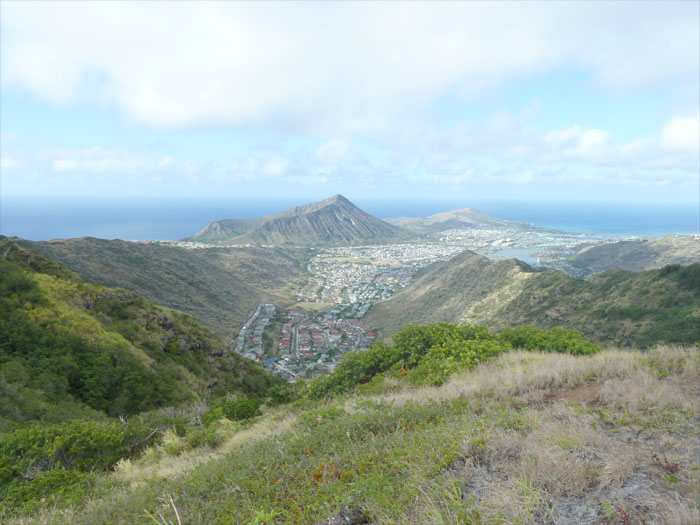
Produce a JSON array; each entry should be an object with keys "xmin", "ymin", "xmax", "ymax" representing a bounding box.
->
[
  {"xmin": 185, "ymin": 194, "xmax": 412, "ymax": 246},
  {"xmin": 366, "ymin": 250, "xmax": 700, "ymax": 347},
  {"xmin": 17, "ymin": 237, "xmax": 306, "ymax": 337},
  {"xmin": 570, "ymin": 234, "xmax": 700, "ymax": 273},
  {"xmin": 384, "ymin": 207, "xmax": 530, "ymax": 232},
  {"xmin": 0, "ymin": 237, "xmax": 280, "ymax": 427}
]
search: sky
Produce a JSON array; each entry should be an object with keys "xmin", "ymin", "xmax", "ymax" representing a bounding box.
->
[{"xmin": 1, "ymin": 1, "xmax": 699, "ymax": 204}]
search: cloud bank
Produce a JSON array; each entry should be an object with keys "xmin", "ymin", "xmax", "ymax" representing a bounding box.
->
[{"xmin": 2, "ymin": 1, "xmax": 698, "ymax": 134}]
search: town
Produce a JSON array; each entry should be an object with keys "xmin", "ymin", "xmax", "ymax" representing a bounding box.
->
[
  {"xmin": 232, "ymin": 227, "xmax": 618, "ymax": 379},
  {"xmin": 234, "ymin": 303, "xmax": 376, "ymax": 381}
]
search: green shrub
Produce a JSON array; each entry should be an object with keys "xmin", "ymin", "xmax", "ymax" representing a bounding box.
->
[
  {"xmin": 0, "ymin": 420, "xmax": 155, "ymax": 483},
  {"xmin": 266, "ymin": 383, "xmax": 299, "ymax": 405},
  {"xmin": 201, "ymin": 397, "xmax": 261, "ymax": 425},
  {"xmin": 0, "ymin": 418, "xmax": 157, "ymax": 509},
  {"xmin": 307, "ymin": 323, "xmax": 602, "ymax": 398},
  {"xmin": 0, "ymin": 470, "xmax": 93, "ymax": 511},
  {"xmin": 409, "ymin": 338, "xmax": 508, "ymax": 386},
  {"xmin": 307, "ymin": 323, "xmax": 507, "ymax": 397},
  {"xmin": 497, "ymin": 326, "xmax": 601, "ymax": 355}
]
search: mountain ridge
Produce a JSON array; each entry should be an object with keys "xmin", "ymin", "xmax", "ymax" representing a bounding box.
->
[
  {"xmin": 570, "ymin": 234, "xmax": 700, "ymax": 273},
  {"xmin": 16, "ymin": 237, "xmax": 307, "ymax": 338},
  {"xmin": 366, "ymin": 249, "xmax": 700, "ymax": 347}
]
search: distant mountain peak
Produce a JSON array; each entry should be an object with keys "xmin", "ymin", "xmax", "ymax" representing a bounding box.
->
[
  {"xmin": 324, "ymin": 193, "xmax": 349, "ymax": 204},
  {"xmin": 183, "ymin": 194, "xmax": 410, "ymax": 246}
]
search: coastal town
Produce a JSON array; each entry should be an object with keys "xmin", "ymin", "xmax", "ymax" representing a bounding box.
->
[
  {"xmin": 215, "ymin": 223, "xmax": 619, "ymax": 379},
  {"xmin": 234, "ymin": 303, "xmax": 375, "ymax": 381},
  {"xmin": 139, "ymin": 219, "xmax": 620, "ymax": 379}
]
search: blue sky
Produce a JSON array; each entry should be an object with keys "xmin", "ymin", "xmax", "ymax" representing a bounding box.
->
[{"xmin": 1, "ymin": 1, "xmax": 698, "ymax": 204}]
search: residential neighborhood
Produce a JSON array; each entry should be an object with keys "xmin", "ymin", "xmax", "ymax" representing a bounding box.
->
[{"xmin": 234, "ymin": 303, "xmax": 375, "ymax": 381}]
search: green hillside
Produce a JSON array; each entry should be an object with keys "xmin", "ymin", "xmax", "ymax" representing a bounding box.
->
[
  {"xmin": 17, "ymin": 237, "xmax": 307, "ymax": 337},
  {"xmin": 4, "ymin": 323, "xmax": 698, "ymax": 523},
  {"xmin": 0, "ymin": 237, "xmax": 280, "ymax": 428},
  {"xmin": 366, "ymin": 250, "xmax": 700, "ymax": 347}
]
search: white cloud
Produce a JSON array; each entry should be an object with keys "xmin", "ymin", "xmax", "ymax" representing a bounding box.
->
[
  {"xmin": 660, "ymin": 115, "xmax": 700, "ymax": 152},
  {"xmin": 45, "ymin": 147, "xmax": 197, "ymax": 175},
  {"xmin": 509, "ymin": 170, "xmax": 535, "ymax": 184},
  {"xmin": 315, "ymin": 139, "xmax": 349, "ymax": 164},
  {"xmin": 262, "ymin": 156, "xmax": 289, "ymax": 177},
  {"xmin": 230, "ymin": 154, "xmax": 291, "ymax": 179},
  {"xmin": 52, "ymin": 159, "xmax": 79, "ymax": 172},
  {"xmin": 543, "ymin": 125, "xmax": 612, "ymax": 161},
  {"xmin": 1, "ymin": 2, "xmax": 697, "ymax": 133},
  {"xmin": 0, "ymin": 157, "xmax": 22, "ymax": 169}
]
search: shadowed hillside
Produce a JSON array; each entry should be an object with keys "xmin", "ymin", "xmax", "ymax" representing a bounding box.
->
[
  {"xmin": 16, "ymin": 237, "xmax": 307, "ymax": 337},
  {"xmin": 366, "ymin": 250, "xmax": 700, "ymax": 347}
]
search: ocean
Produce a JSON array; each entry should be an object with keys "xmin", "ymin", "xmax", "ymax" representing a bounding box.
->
[{"xmin": 1, "ymin": 197, "xmax": 698, "ymax": 241}]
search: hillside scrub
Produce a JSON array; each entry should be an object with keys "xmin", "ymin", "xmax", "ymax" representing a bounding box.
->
[
  {"xmin": 18, "ymin": 237, "xmax": 307, "ymax": 337},
  {"xmin": 5, "ymin": 345, "xmax": 698, "ymax": 524},
  {"xmin": 0, "ymin": 239, "xmax": 288, "ymax": 512},
  {"xmin": 0, "ymin": 239, "xmax": 282, "ymax": 430},
  {"xmin": 366, "ymin": 251, "xmax": 700, "ymax": 348},
  {"xmin": 306, "ymin": 323, "xmax": 600, "ymax": 397}
]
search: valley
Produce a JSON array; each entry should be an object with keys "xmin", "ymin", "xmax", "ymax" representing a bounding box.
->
[{"xmin": 16, "ymin": 196, "xmax": 698, "ymax": 383}]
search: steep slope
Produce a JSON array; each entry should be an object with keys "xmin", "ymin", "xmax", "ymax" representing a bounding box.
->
[
  {"xmin": 384, "ymin": 207, "xmax": 530, "ymax": 232},
  {"xmin": 16, "ymin": 237, "xmax": 307, "ymax": 337},
  {"xmin": 571, "ymin": 234, "xmax": 700, "ymax": 273},
  {"xmin": 0, "ymin": 237, "xmax": 280, "ymax": 427},
  {"xmin": 366, "ymin": 250, "xmax": 700, "ymax": 347},
  {"xmin": 185, "ymin": 194, "xmax": 412, "ymax": 246}
]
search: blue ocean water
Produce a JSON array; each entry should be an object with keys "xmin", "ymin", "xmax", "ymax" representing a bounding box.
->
[{"xmin": 1, "ymin": 197, "xmax": 698, "ymax": 241}]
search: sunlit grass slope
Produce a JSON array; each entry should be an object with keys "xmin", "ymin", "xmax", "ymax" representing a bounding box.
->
[{"xmin": 6, "ymin": 332, "xmax": 698, "ymax": 524}]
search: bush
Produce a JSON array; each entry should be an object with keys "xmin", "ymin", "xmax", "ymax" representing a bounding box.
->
[
  {"xmin": 307, "ymin": 323, "xmax": 507, "ymax": 397},
  {"xmin": 266, "ymin": 383, "xmax": 299, "ymax": 405},
  {"xmin": 307, "ymin": 323, "xmax": 602, "ymax": 398},
  {"xmin": 0, "ymin": 418, "xmax": 157, "ymax": 510},
  {"xmin": 409, "ymin": 338, "xmax": 508, "ymax": 386},
  {"xmin": 497, "ymin": 326, "xmax": 601, "ymax": 355},
  {"xmin": 201, "ymin": 397, "xmax": 261, "ymax": 426}
]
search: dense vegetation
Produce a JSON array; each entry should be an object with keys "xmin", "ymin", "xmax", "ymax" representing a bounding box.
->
[
  {"xmin": 0, "ymin": 238, "xmax": 285, "ymax": 511},
  {"xmin": 0, "ymin": 238, "xmax": 280, "ymax": 427},
  {"xmin": 18, "ymin": 237, "xmax": 307, "ymax": 337}
]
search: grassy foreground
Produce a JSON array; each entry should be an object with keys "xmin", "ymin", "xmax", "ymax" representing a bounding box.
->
[{"xmin": 5, "ymin": 345, "xmax": 698, "ymax": 524}]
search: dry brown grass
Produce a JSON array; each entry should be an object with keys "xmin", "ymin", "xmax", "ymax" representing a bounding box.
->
[
  {"xmin": 370, "ymin": 345, "xmax": 698, "ymax": 409},
  {"xmin": 599, "ymin": 369, "xmax": 699, "ymax": 413},
  {"xmin": 395, "ymin": 346, "xmax": 700, "ymax": 524}
]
